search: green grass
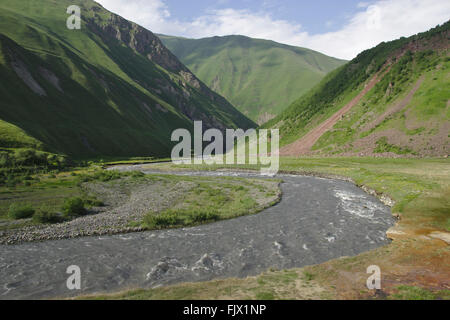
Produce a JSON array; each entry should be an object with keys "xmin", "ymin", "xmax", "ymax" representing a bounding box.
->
[
  {"xmin": 302, "ymin": 271, "xmax": 315, "ymax": 282},
  {"xmin": 373, "ymin": 137, "xmax": 414, "ymax": 155},
  {"xmin": 0, "ymin": 148, "xmax": 70, "ymax": 176},
  {"xmin": 0, "ymin": 119, "xmax": 43, "ymax": 149},
  {"xmin": 0, "ymin": 167, "xmax": 147, "ymax": 229},
  {"xmin": 389, "ymin": 286, "xmax": 447, "ymax": 300},
  {"xmin": 32, "ymin": 207, "xmax": 63, "ymax": 224},
  {"xmin": 7, "ymin": 202, "xmax": 35, "ymax": 219},
  {"xmin": 141, "ymin": 176, "xmax": 280, "ymax": 230},
  {"xmin": 264, "ymin": 21, "xmax": 449, "ymax": 155},
  {"xmin": 77, "ymin": 268, "xmax": 321, "ymax": 300},
  {"xmin": 78, "ymin": 157, "xmax": 449, "ymax": 300},
  {"xmin": 160, "ymin": 34, "xmax": 346, "ymax": 123},
  {"xmin": 0, "ymin": 0, "xmax": 254, "ymax": 159},
  {"xmin": 62, "ymin": 197, "xmax": 87, "ymax": 218}
]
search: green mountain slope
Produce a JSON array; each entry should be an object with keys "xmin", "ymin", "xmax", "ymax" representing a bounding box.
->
[
  {"xmin": 0, "ymin": 0, "xmax": 254, "ymax": 159},
  {"xmin": 159, "ymin": 34, "xmax": 346, "ymax": 124},
  {"xmin": 266, "ymin": 22, "xmax": 450, "ymax": 157}
]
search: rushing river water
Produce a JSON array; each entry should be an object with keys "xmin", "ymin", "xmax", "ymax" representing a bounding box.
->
[{"xmin": 0, "ymin": 168, "xmax": 394, "ymax": 299}]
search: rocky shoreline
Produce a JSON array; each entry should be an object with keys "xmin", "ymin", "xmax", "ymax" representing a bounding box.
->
[
  {"xmin": 0, "ymin": 174, "xmax": 280, "ymax": 245},
  {"xmin": 0, "ymin": 177, "xmax": 193, "ymax": 245}
]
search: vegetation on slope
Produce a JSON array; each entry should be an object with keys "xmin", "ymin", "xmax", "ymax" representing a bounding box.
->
[
  {"xmin": 0, "ymin": 0, "xmax": 254, "ymax": 160},
  {"xmin": 160, "ymin": 34, "xmax": 346, "ymax": 124},
  {"xmin": 265, "ymin": 22, "xmax": 449, "ymax": 157}
]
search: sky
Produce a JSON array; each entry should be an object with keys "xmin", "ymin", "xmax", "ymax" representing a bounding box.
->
[{"xmin": 95, "ymin": 0, "xmax": 450, "ymax": 60}]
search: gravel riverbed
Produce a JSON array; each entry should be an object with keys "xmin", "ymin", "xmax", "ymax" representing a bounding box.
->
[{"xmin": 0, "ymin": 169, "xmax": 394, "ymax": 299}]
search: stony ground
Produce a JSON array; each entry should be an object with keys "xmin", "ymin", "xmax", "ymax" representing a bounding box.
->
[
  {"xmin": 0, "ymin": 175, "xmax": 279, "ymax": 245},
  {"xmin": 0, "ymin": 170, "xmax": 393, "ymax": 299}
]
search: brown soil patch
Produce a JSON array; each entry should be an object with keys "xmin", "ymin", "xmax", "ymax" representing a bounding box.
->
[
  {"xmin": 361, "ymin": 77, "xmax": 424, "ymax": 133},
  {"xmin": 280, "ymin": 69, "xmax": 388, "ymax": 156}
]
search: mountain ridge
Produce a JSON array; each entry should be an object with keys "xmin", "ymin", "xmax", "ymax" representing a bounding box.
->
[
  {"xmin": 159, "ymin": 34, "xmax": 346, "ymax": 124},
  {"xmin": 0, "ymin": 0, "xmax": 254, "ymax": 159},
  {"xmin": 267, "ymin": 21, "xmax": 450, "ymax": 157}
]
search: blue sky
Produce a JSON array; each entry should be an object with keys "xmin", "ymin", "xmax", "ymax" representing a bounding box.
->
[
  {"xmin": 96, "ymin": 0, "xmax": 450, "ymax": 59},
  {"xmin": 163, "ymin": 0, "xmax": 364, "ymax": 34}
]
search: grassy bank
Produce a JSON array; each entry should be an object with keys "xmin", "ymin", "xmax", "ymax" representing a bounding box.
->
[
  {"xmin": 134, "ymin": 174, "xmax": 281, "ymax": 231},
  {"xmin": 0, "ymin": 167, "xmax": 280, "ymax": 243},
  {"xmin": 78, "ymin": 157, "xmax": 449, "ymax": 300}
]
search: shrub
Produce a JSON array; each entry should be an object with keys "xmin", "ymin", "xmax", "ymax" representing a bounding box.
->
[
  {"xmin": 13, "ymin": 149, "xmax": 48, "ymax": 166},
  {"xmin": 5, "ymin": 178, "xmax": 17, "ymax": 188},
  {"xmin": 190, "ymin": 210, "xmax": 220, "ymax": 223},
  {"xmin": 130, "ymin": 171, "xmax": 145, "ymax": 179},
  {"xmin": 144, "ymin": 212, "xmax": 181, "ymax": 228},
  {"xmin": 83, "ymin": 198, "xmax": 105, "ymax": 207},
  {"xmin": 62, "ymin": 197, "xmax": 87, "ymax": 218},
  {"xmin": 303, "ymin": 271, "xmax": 315, "ymax": 282},
  {"xmin": 77, "ymin": 170, "xmax": 122, "ymax": 182},
  {"xmin": 0, "ymin": 152, "xmax": 11, "ymax": 167},
  {"xmin": 8, "ymin": 203, "xmax": 35, "ymax": 220},
  {"xmin": 33, "ymin": 209, "xmax": 62, "ymax": 224},
  {"xmin": 374, "ymin": 137, "xmax": 413, "ymax": 155}
]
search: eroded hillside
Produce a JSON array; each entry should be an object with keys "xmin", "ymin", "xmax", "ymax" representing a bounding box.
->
[{"xmin": 268, "ymin": 22, "xmax": 449, "ymax": 157}]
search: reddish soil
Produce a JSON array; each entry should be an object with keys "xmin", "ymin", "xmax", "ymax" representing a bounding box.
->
[
  {"xmin": 280, "ymin": 69, "xmax": 388, "ymax": 156},
  {"xmin": 280, "ymin": 33, "xmax": 450, "ymax": 158},
  {"xmin": 361, "ymin": 76, "xmax": 424, "ymax": 133}
]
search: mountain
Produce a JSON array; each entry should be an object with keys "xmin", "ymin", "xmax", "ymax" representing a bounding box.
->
[
  {"xmin": 0, "ymin": 0, "xmax": 255, "ymax": 159},
  {"xmin": 159, "ymin": 34, "xmax": 346, "ymax": 124},
  {"xmin": 265, "ymin": 21, "xmax": 450, "ymax": 158}
]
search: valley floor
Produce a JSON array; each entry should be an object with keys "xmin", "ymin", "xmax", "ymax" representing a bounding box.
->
[
  {"xmin": 77, "ymin": 157, "xmax": 449, "ymax": 300},
  {"xmin": 0, "ymin": 157, "xmax": 448, "ymax": 300},
  {"xmin": 0, "ymin": 172, "xmax": 280, "ymax": 244}
]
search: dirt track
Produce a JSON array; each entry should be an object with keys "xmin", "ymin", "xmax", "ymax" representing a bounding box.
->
[{"xmin": 280, "ymin": 70, "xmax": 387, "ymax": 156}]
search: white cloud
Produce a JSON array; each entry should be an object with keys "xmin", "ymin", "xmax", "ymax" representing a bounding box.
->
[
  {"xmin": 305, "ymin": 0, "xmax": 450, "ymax": 59},
  {"xmin": 357, "ymin": 2, "xmax": 371, "ymax": 8},
  {"xmin": 95, "ymin": 0, "xmax": 450, "ymax": 60}
]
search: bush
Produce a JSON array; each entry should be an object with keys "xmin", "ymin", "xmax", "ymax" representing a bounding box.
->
[
  {"xmin": 0, "ymin": 152, "xmax": 11, "ymax": 167},
  {"xmin": 129, "ymin": 171, "xmax": 145, "ymax": 179},
  {"xmin": 8, "ymin": 203, "xmax": 35, "ymax": 220},
  {"xmin": 190, "ymin": 211, "xmax": 220, "ymax": 223},
  {"xmin": 77, "ymin": 170, "xmax": 145, "ymax": 183},
  {"xmin": 13, "ymin": 149, "xmax": 47, "ymax": 166},
  {"xmin": 144, "ymin": 212, "xmax": 181, "ymax": 228},
  {"xmin": 5, "ymin": 174, "xmax": 19, "ymax": 187},
  {"xmin": 83, "ymin": 198, "xmax": 105, "ymax": 207},
  {"xmin": 0, "ymin": 148, "xmax": 71, "ymax": 171},
  {"xmin": 374, "ymin": 137, "xmax": 413, "ymax": 155},
  {"xmin": 33, "ymin": 209, "xmax": 62, "ymax": 224},
  {"xmin": 62, "ymin": 197, "xmax": 87, "ymax": 218}
]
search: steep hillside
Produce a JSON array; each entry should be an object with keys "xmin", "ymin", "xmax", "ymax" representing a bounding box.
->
[
  {"xmin": 0, "ymin": 0, "xmax": 254, "ymax": 159},
  {"xmin": 159, "ymin": 35, "xmax": 346, "ymax": 124},
  {"xmin": 266, "ymin": 22, "xmax": 450, "ymax": 157}
]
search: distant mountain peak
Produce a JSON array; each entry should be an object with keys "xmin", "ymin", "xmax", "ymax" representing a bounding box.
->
[{"xmin": 159, "ymin": 34, "xmax": 346, "ymax": 124}]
